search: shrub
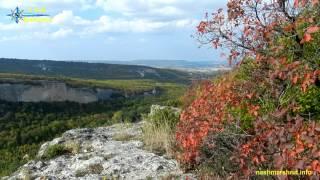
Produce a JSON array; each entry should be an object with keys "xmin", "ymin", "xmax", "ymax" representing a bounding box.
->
[
  {"xmin": 142, "ymin": 105, "xmax": 180, "ymax": 156},
  {"xmin": 297, "ymin": 85, "xmax": 320, "ymax": 118},
  {"xmin": 176, "ymin": 0, "xmax": 320, "ymax": 178},
  {"xmin": 200, "ymin": 125, "xmax": 246, "ymax": 177},
  {"xmin": 176, "ymin": 61, "xmax": 320, "ymax": 176},
  {"xmin": 175, "ymin": 72, "xmax": 256, "ymax": 164},
  {"xmin": 41, "ymin": 144, "xmax": 72, "ymax": 160},
  {"xmin": 237, "ymin": 116, "xmax": 320, "ymax": 177},
  {"xmin": 111, "ymin": 111, "xmax": 124, "ymax": 124},
  {"xmin": 228, "ymin": 106, "xmax": 255, "ymax": 130},
  {"xmin": 147, "ymin": 105, "xmax": 180, "ymax": 130}
]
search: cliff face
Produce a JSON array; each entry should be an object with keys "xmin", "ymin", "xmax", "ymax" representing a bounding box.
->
[{"xmin": 0, "ymin": 80, "xmax": 156, "ymax": 103}]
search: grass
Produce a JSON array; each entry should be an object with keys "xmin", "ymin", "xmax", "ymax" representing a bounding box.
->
[
  {"xmin": 88, "ymin": 164, "xmax": 104, "ymax": 174},
  {"xmin": 142, "ymin": 106, "xmax": 180, "ymax": 156},
  {"xmin": 194, "ymin": 166, "xmax": 224, "ymax": 180},
  {"xmin": 41, "ymin": 144, "xmax": 72, "ymax": 160},
  {"xmin": 112, "ymin": 132, "xmax": 135, "ymax": 141},
  {"xmin": 75, "ymin": 170, "xmax": 87, "ymax": 177},
  {"xmin": 20, "ymin": 168, "xmax": 32, "ymax": 180},
  {"xmin": 75, "ymin": 164, "xmax": 104, "ymax": 177},
  {"xmin": 64, "ymin": 141, "xmax": 81, "ymax": 154},
  {"xmin": 142, "ymin": 122, "xmax": 175, "ymax": 156}
]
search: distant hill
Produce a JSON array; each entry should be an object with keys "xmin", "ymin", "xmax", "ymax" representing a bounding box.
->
[
  {"xmin": 0, "ymin": 58, "xmax": 192, "ymax": 83},
  {"xmin": 99, "ymin": 60, "xmax": 228, "ymax": 69}
]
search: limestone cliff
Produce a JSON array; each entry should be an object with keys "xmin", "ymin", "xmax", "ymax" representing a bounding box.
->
[{"xmin": 0, "ymin": 80, "xmax": 157, "ymax": 103}]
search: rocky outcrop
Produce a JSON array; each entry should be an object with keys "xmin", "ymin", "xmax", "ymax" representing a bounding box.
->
[
  {"xmin": 0, "ymin": 80, "xmax": 158, "ymax": 103},
  {"xmin": 4, "ymin": 123, "xmax": 195, "ymax": 180},
  {"xmin": 149, "ymin": 105, "xmax": 181, "ymax": 117}
]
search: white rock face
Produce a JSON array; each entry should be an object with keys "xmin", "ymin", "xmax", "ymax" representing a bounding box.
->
[
  {"xmin": 0, "ymin": 80, "xmax": 157, "ymax": 103},
  {"xmin": 0, "ymin": 81, "xmax": 111, "ymax": 103},
  {"xmin": 5, "ymin": 123, "xmax": 195, "ymax": 180},
  {"xmin": 19, "ymin": 82, "xmax": 98, "ymax": 103}
]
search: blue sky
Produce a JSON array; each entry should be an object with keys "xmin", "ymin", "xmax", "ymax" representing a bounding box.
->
[{"xmin": 0, "ymin": 0, "xmax": 227, "ymax": 62}]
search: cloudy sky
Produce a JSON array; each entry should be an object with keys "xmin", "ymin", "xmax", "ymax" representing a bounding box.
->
[{"xmin": 0, "ymin": 0, "xmax": 226, "ymax": 61}]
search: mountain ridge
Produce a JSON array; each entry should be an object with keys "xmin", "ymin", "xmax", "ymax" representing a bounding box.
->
[{"xmin": 0, "ymin": 58, "xmax": 191, "ymax": 83}]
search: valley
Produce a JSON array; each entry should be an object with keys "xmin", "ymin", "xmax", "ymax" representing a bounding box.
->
[{"xmin": 0, "ymin": 59, "xmax": 196, "ymax": 177}]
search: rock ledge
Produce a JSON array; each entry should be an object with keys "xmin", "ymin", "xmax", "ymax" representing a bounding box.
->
[{"xmin": 4, "ymin": 122, "xmax": 195, "ymax": 180}]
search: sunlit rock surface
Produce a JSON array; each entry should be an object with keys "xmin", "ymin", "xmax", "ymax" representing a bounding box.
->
[
  {"xmin": 5, "ymin": 123, "xmax": 195, "ymax": 180},
  {"xmin": 0, "ymin": 80, "xmax": 157, "ymax": 103}
]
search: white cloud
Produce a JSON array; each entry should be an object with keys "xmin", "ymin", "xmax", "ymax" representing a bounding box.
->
[
  {"xmin": 52, "ymin": 10, "xmax": 74, "ymax": 25},
  {"xmin": 0, "ymin": 0, "xmax": 226, "ymax": 20},
  {"xmin": 51, "ymin": 10, "xmax": 198, "ymax": 34},
  {"xmin": 138, "ymin": 38, "xmax": 147, "ymax": 43},
  {"xmin": 80, "ymin": 16, "xmax": 197, "ymax": 35},
  {"xmin": 0, "ymin": 23, "xmax": 20, "ymax": 31},
  {"xmin": 95, "ymin": 0, "xmax": 226, "ymax": 19},
  {"xmin": 107, "ymin": 36, "xmax": 116, "ymax": 41},
  {"xmin": 0, "ymin": 34, "xmax": 31, "ymax": 42},
  {"xmin": 85, "ymin": 16, "xmax": 169, "ymax": 33},
  {"xmin": 0, "ymin": 0, "xmax": 94, "ymax": 9},
  {"xmin": 0, "ymin": 9, "xmax": 197, "ymax": 41},
  {"xmin": 51, "ymin": 28, "xmax": 73, "ymax": 38},
  {"xmin": 0, "ymin": 0, "xmax": 227, "ymax": 41}
]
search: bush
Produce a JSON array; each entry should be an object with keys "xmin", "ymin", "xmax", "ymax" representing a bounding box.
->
[
  {"xmin": 142, "ymin": 105, "xmax": 180, "ymax": 156},
  {"xmin": 200, "ymin": 125, "xmax": 246, "ymax": 177},
  {"xmin": 297, "ymin": 85, "xmax": 320, "ymax": 118},
  {"xmin": 147, "ymin": 105, "xmax": 180, "ymax": 129},
  {"xmin": 175, "ymin": 59, "xmax": 320, "ymax": 176},
  {"xmin": 175, "ymin": 73, "xmax": 246, "ymax": 164},
  {"xmin": 111, "ymin": 111, "xmax": 124, "ymax": 123},
  {"xmin": 41, "ymin": 144, "xmax": 72, "ymax": 160},
  {"xmin": 177, "ymin": 0, "xmax": 320, "ymax": 178}
]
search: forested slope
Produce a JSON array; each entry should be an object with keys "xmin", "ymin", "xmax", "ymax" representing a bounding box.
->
[{"xmin": 0, "ymin": 58, "xmax": 191, "ymax": 83}]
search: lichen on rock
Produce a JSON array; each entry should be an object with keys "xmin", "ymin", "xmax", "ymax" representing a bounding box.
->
[{"xmin": 4, "ymin": 122, "xmax": 195, "ymax": 180}]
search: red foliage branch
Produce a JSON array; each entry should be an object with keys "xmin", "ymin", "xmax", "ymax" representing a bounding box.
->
[
  {"xmin": 176, "ymin": 76, "xmax": 259, "ymax": 164},
  {"xmin": 239, "ymin": 116, "xmax": 320, "ymax": 176},
  {"xmin": 176, "ymin": 0, "xmax": 320, "ymax": 177}
]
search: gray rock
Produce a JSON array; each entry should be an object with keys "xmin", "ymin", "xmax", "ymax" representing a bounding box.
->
[
  {"xmin": 149, "ymin": 105, "xmax": 181, "ymax": 117},
  {"xmin": 6, "ymin": 122, "xmax": 196, "ymax": 180},
  {"xmin": 0, "ymin": 80, "xmax": 158, "ymax": 103}
]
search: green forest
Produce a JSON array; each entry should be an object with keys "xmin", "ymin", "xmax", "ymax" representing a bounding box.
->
[
  {"xmin": 0, "ymin": 58, "xmax": 191, "ymax": 83},
  {"xmin": 0, "ymin": 77, "xmax": 185, "ymax": 177}
]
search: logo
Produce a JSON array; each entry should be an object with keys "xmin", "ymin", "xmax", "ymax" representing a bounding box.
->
[{"xmin": 7, "ymin": 6, "xmax": 51, "ymax": 24}]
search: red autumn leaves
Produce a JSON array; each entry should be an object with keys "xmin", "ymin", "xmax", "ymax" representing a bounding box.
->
[
  {"xmin": 197, "ymin": 21, "xmax": 208, "ymax": 34},
  {"xmin": 176, "ymin": 0, "xmax": 320, "ymax": 177},
  {"xmin": 176, "ymin": 76, "xmax": 260, "ymax": 164},
  {"xmin": 301, "ymin": 26, "xmax": 320, "ymax": 43},
  {"xmin": 239, "ymin": 116, "xmax": 320, "ymax": 175},
  {"xmin": 295, "ymin": 0, "xmax": 319, "ymax": 8}
]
